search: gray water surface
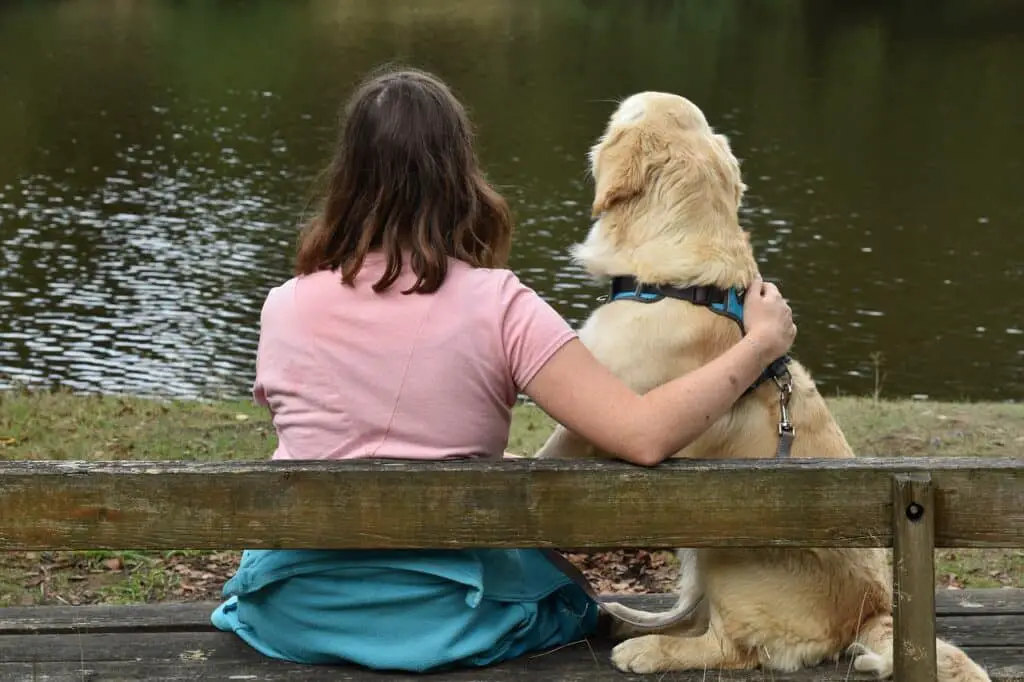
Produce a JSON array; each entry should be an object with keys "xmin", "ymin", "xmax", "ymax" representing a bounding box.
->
[{"xmin": 1, "ymin": 0, "xmax": 1022, "ymax": 401}]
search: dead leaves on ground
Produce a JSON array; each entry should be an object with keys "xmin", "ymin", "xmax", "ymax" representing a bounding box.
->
[
  {"xmin": 563, "ymin": 549, "xmax": 680, "ymax": 594},
  {"xmin": 3, "ymin": 549, "xmax": 679, "ymax": 606},
  {"xmin": 3, "ymin": 551, "xmax": 242, "ymax": 606},
  {"xmin": 2, "ymin": 547, "xmax": 1018, "ymax": 607}
]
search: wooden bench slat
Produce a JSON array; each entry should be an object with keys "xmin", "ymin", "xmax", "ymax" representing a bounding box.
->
[
  {"xmin": 0, "ymin": 645, "xmax": 1021, "ymax": 681},
  {"xmin": 3, "ymin": 612, "xmax": 1018, "ymax": 662},
  {"xmin": 2, "ymin": 615, "xmax": 1020, "ymax": 664},
  {"xmin": 1, "ymin": 458, "xmax": 1022, "ymax": 551},
  {"xmin": 0, "ymin": 631, "xmax": 244, "ymax": 663},
  {"xmin": 1, "ymin": 590, "xmax": 1020, "ymax": 635},
  {"xmin": 0, "ymin": 602, "xmax": 210, "ymax": 635},
  {"xmin": 940, "ymin": 614, "xmax": 1024, "ymax": 647},
  {"xmin": 1, "ymin": 590, "xmax": 1019, "ymax": 681}
]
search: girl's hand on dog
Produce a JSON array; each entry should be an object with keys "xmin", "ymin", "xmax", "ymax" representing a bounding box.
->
[{"xmin": 743, "ymin": 276, "xmax": 797, "ymax": 361}]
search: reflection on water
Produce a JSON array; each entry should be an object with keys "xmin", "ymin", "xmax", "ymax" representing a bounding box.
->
[{"xmin": 0, "ymin": 0, "xmax": 1022, "ymax": 401}]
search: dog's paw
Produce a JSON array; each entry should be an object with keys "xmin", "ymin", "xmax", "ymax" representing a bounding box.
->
[
  {"xmin": 611, "ymin": 635, "xmax": 673, "ymax": 674},
  {"xmin": 847, "ymin": 643, "xmax": 888, "ymax": 675}
]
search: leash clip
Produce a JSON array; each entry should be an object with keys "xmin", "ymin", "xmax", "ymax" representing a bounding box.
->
[{"xmin": 773, "ymin": 373, "xmax": 796, "ymax": 456}]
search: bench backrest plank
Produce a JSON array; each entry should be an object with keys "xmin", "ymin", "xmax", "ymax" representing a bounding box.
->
[{"xmin": 1, "ymin": 457, "xmax": 1021, "ymax": 551}]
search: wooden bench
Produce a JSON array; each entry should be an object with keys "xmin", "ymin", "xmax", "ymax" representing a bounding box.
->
[{"xmin": 1, "ymin": 457, "xmax": 1022, "ymax": 681}]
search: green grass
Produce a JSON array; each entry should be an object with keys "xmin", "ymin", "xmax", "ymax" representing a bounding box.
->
[
  {"xmin": 0, "ymin": 390, "xmax": 273, "ymax": 460},
  {"xmin": 0, "ymin": 388, "xmax": 1021, "ymax": 605},
  {"xmin": 3, "ymin": 388, "xmax": 1022, "ymax": 460}
]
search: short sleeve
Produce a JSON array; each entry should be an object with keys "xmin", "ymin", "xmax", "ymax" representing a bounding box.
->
[
  {"xmin": 496, "ymin": 271, "xmax": 578, "ymax": 390},
  {"xmin": 251, "ymin": 282, "xmax": 294, "ymax": 408}
]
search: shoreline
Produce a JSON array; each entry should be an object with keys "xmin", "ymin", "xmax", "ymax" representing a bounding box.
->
[{"xmin": 1, "ymin": 389, "xmax": 1021, "ymax": 606}]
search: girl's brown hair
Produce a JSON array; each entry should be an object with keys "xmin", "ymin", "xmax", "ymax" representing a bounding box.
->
[{"xmin": 295, "ymin": 66, "xmax": 514, "ymax": 294}]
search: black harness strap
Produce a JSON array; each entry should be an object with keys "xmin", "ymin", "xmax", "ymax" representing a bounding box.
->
[
  {"xmin": 607, "ymin": 275, "xmax": 793, "ymax": 400},
  {"xmin": 608, "ymin": 275, "xmax": 730, "ymax": 308}
]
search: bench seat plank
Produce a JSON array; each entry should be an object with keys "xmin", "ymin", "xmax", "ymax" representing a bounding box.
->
[
  {"xmin": 0, "ymin": 646, "xmax": 1021, "ymax": 681},
  {"xmin": 1, "ymin": 590, "xmax": 1020, "ymax": 635},
  {"xmin": 4, "ymin": 618, "xmax": 1022, "ymax": 664},
  {"xmin": 0, "ymin": 590, "xmax": 1020, "ymax": 681}
]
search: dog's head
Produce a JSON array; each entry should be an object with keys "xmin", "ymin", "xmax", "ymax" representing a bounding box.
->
[
  {"xmin": 589, "ymin": 91, "xmax": 746, "ymax": 221},
  {"xmin": 575, "ymin": 92, "xmax": 754, "ymax": 286}
]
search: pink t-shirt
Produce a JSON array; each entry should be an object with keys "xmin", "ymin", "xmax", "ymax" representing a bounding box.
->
[{"xmin": 252, "ymin": 251, "xmax": 576, "ymax": 461}]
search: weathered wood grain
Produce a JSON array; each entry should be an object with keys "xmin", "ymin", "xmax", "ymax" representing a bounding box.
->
[
  {"xmin": 1, "ymin": 457, "xmax": 1021, "ymax": 551},
  {"xmin": 3, "ymin": 589, "xmax": 1020, "ymax": 635},
  {"xmin": 939, "ymin": 615, "xmax": 1024, "ymax": 647},
  {"xmin": 0, "ymin": 659, "xmax": 919, "ymax": 682},
  {"xmin": 0, "ymin": 643, "xmax": 1020, "ymax": 681},
  {"xmin": 892, "ymin": 473, "xmax": 938, "ymax": 681},
  {"xmin": 2, "ymin": 612, "xmax": 1019, "ymax": 658},
  {"xmin": 1, "ymin": 631, "xmax": 245, "ymax": 663},
  {"xmin": 1, "ymin": 592, "xmax": 1020, "ymax": 680}
]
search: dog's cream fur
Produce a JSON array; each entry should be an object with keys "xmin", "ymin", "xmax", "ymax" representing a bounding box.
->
[{"xmin": 535, "ymin": 92, "xmax": 990, "ymax": 681}]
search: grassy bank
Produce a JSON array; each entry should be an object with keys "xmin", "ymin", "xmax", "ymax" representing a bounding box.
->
[{"xmin": 1, "ymin": 389, "xmax": 1022, "ymax": 606}]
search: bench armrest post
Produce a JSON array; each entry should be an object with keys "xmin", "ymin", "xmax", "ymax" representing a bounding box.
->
[{"xmin": 892, "ymin": 472, "xmax": 938, "ymax": 681}]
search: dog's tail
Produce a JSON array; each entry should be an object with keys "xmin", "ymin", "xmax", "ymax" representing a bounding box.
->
[
  {"xmin": 598, "ymin": 593, "xmax": 710, "ymax": 633},
  {"xmin": 541, "ymin": 548, "xmax": 710, "ymax": 632},
  {"xmin": 849, "ymin": 613, "xmax": 991, "ymax": 681},
  {"xmin": 597, "ymin": 548, "xmax": 710, "ymax": 633}
]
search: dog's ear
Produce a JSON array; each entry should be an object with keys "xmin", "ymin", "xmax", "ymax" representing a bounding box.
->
[{"xmin": 591, "ymin": 127, "xmax": 647, "ymax": 217}]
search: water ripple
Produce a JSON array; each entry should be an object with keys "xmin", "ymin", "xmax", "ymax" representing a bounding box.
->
[
  {"xmin": 2, "ymin": 0, "xmax": 1022, "ymax": 402},
  {"xmin": 1, "ymin": 101, "xmax": 297, "ymax": 398}
]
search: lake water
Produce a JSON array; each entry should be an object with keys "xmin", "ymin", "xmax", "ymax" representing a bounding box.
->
[{"xmin": 1, "ymin": 0, "xmax": 1022, "ymax": 402}]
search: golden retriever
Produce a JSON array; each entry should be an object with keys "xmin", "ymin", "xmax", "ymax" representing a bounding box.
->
[{"xmin": 534, "ymin": 92, "xmax": 990, "ymax": 681}]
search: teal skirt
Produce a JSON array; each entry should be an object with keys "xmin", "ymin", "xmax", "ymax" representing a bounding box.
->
[{"xmin": 210, "ymin": 548, "xmax": 599, "ymax": 673}]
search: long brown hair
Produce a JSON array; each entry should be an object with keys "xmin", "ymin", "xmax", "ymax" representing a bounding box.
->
[{"xmin": 295, "ymin": 66, "xmax": 514, "ymax": 294}]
